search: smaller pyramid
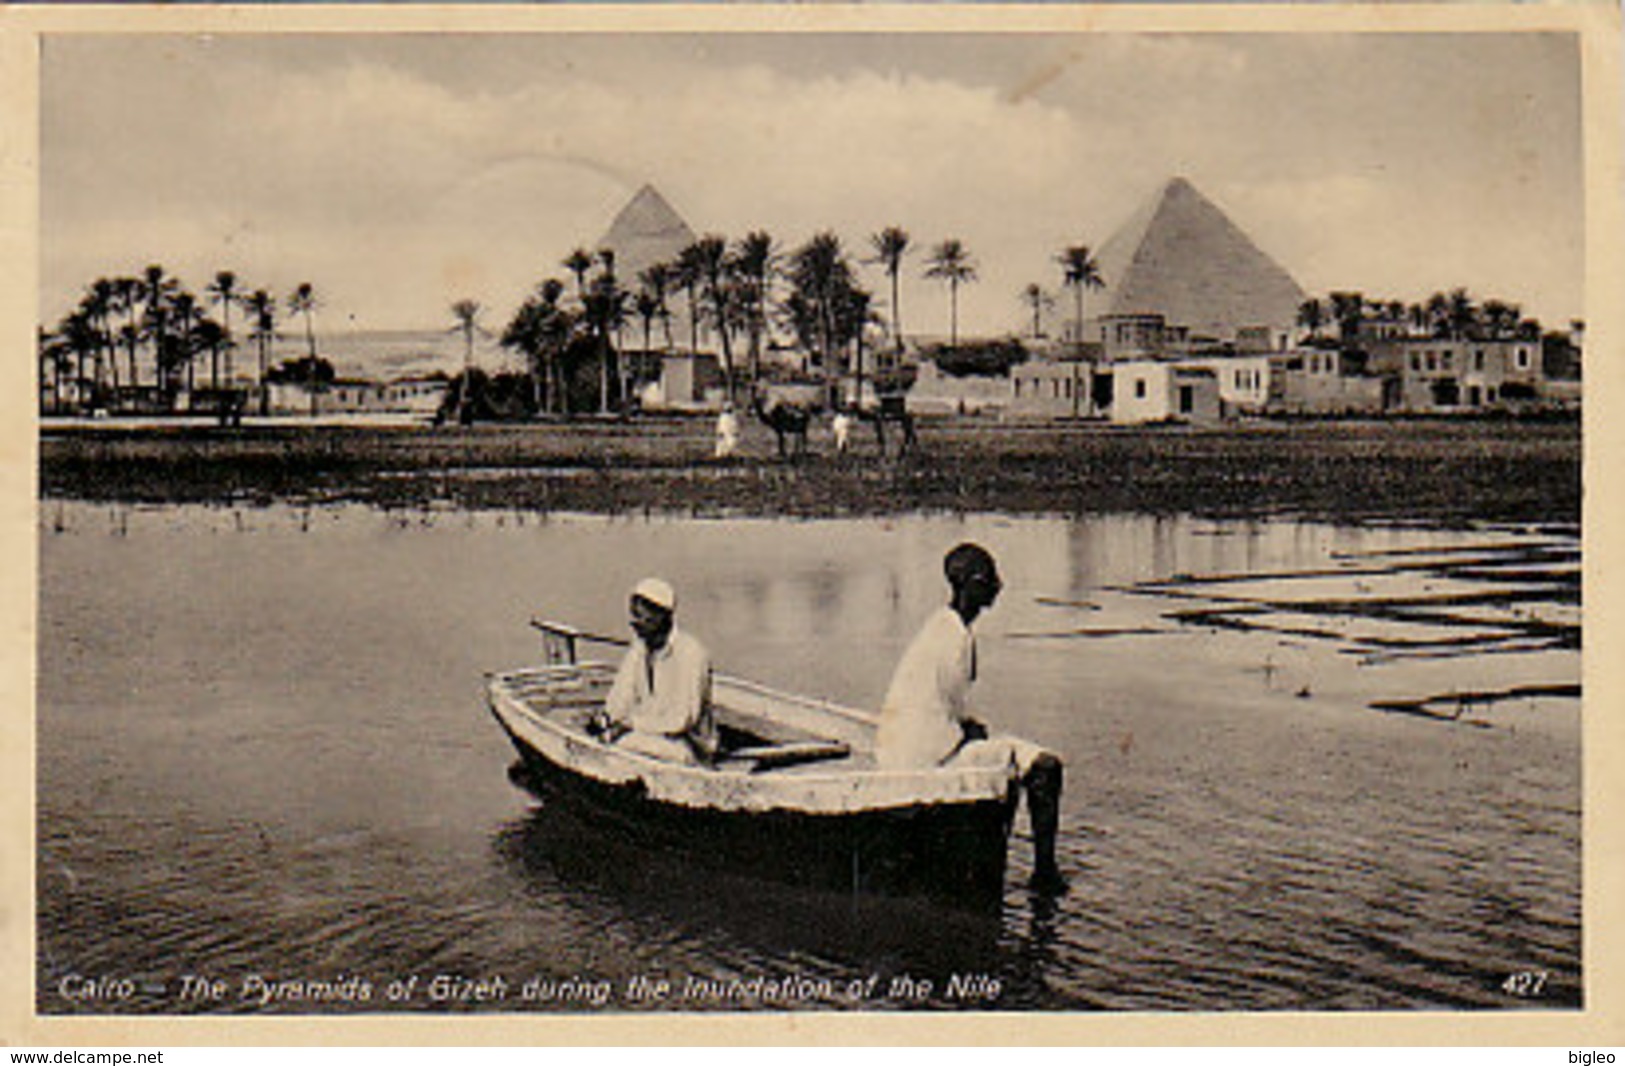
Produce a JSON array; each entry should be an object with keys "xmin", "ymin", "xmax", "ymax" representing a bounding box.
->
[
  {"xmin": 596, "ymin": 184, "xmax": 698, "ymax": 286},
  {"xmin": 1094, "ymin": 177, "xmax": 1305, "ymax": 343}
]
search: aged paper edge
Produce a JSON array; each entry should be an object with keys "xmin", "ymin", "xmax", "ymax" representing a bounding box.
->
[{"xmin": 1, "ymin": 2, "xmax": 1620, "ymax": 1047}]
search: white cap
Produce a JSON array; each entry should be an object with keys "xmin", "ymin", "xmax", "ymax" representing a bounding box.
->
[{"xmin": 632, "ymin": 577, "xmax": 676, "ymax": 611}]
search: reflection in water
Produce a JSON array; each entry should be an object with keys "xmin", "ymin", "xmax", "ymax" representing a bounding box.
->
[
  {"xmin": 489, "ymin": 783, "xmax": 1032, "ymax": 1010},
  {"xmin": 37, "ymin": 503, "xmax": 1580, "ymax": 1012}
]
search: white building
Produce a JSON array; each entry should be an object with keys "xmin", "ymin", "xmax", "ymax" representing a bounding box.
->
[{"xmin": 1109, "ymin": 360, "xmax": 1222, "ymax": 425}]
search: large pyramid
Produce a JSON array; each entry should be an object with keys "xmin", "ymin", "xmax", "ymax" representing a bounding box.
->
[
  {"xmin": 596, "ymin": 183, "xmax": 698, "ymax": 286},
  {"xmin": 1093, "ymin": 177, "xmax": 1305, "ymax": 343}
]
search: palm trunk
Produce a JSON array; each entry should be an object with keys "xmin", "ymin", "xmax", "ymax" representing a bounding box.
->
[
  {"xmin": 598, "ymin": 328, "xmax": 610, "ymax": 415},
  {"xmin": 686, "ymin": 287, "xmax": 699, "ymax": 354},
  {"xmin": 258, "ymin": 336, "xmax": 269, "ymax": 416},
  {"xmin": 890, "ymin": 268, "xmax": 903, "ymax": 353},
  {"xmin": 1074, "ymin": 285, "xmax": 1084, "ymax": 354},
  {"xmin": 712, "ymin": 289, "xmax": 735, "ymax": 401}
]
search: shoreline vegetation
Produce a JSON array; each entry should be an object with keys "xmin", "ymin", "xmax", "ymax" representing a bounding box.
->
[{"xmin": 39, "ymin": 416, "xmax": 1580, "ymax": 528}]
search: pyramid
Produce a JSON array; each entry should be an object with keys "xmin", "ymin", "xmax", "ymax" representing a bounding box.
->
[
  {"xmin": 1093, "ymin": 177, "xmax": 1305, "ymax": 343},
  {"xmin": 595, "ymin": 184, "xmax": 698, "ymax": 287}
]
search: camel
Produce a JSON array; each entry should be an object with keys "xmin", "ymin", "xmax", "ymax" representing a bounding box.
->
[
  {"xmin": 856, "ymin": 394, "xmax": 917, "ymax": 458},
  {"xmin": 751, "ymin": 387, "xmax": 815, "ymax": 460}
]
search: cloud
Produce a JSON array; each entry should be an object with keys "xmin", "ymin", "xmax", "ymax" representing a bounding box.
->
[{"xmin": 42, "ymin": 34, "xmax": 1583, "ymax": 334}]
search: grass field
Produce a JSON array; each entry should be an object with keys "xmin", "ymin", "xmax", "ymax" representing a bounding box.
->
[{"xmin": 38, "ymin": 414, "xmax": 1580, "ymax": 526}]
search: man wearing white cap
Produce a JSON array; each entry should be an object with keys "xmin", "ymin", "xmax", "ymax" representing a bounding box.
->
[{"xmin": 595, "ymin": 577, "xmax": 718, "ymax": 766}]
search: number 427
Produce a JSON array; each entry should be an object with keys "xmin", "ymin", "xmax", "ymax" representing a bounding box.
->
[{"xmin": 1503, "ymin": 971, "xmax": 1549, "ymax": 997}]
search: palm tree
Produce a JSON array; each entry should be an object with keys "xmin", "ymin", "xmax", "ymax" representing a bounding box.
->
[
  {"xmin": 634, "ymin": 290, "xmax": 660, "ymax": 363},
  {"xmin": 837, "ymin": 286, "xmax": 879, "ymax": 406},
  {"xmin": 140, "ymin": 264, "xmax": 178, "ymax": 395},
  {"xmin": 1482, "ymin": 299, "xmax": 1518, "ymax": 340},
  {"xmin": 690, "ymin": 235, "xmax": 738, "ymax": 399},
  {"xmin": 675, "ymin": 243, "xmax": 707, "ymax": 355},
  {"xmin": 287, "ymin": 283, "xmax": 318, "ymax": 359},
  {"xmin": 287, "ymin": 283, "xmax": 320, "ymax": 415},
  {"xmin": 1448, "ymin": 288, "xmax": 1478, "ymax": 340},
  {"xmin": 785, "ymin": 231, "xmax": 851, "ymax": 375},
  {"xmin": 451, "ymin": 298, "xmax": 482, "ymax": 422},
  {"xmin": 1298, "ymin": 298, "xmax": 1326, "ymax": 341},
  {"xmin": 1425, "ymin": 292, "xmax": 1451, "ymax": 338},
  {"xmin": 563, "ymin": 248, "xmax": 594, "ymax": 305},
  {"xmin": 451, "ymin": 299, "xmax": 482, "ymax": 370},
  {"xmin": 1056, "ymin": 244, "xmax": 1104, "ymax": 353},
  {"xmin": 206, "ymin": 270, "xmax": 239, "ymax": 389},
  {"xmin": 168, "ymin": 291, "xmax": 202, "ymax": 395},
  {"xmin": 924, "ymin": 239, "xmax": 977, "ymax": 349},
  {"xmin": 538, "ymin": 279, "xmax": 571, "ymax": 413},
  {"xmin": 188, "ymin": 318, "xmax": 226, "ymax": 400},
  {"xmin": 584, "ymin": 271, "xmax": 629, "ymax": 413},
  {"xmin": 868, "ymin": 226, "xmax": 911, "ymax": 354},
  {"xmin": 638, "ymin": 263, "xmax": 676, "ymax": 351},
  {"xmin": 82, "ymin": 278, "xmax": 120, "ymax": 401},
  {"xmin": 109, "ymin": 276, "xmax": 142, "ymax": 392},
  {"xmin": 243, "ymin": 289, "xmax": 276, "ymax": 416},
  {"xmin": 39, "ymin": 325, "xmax": 77, "ymax": 414},
  {"xmin": 1328, "ymin": 292, "xmax": 1365, "ymax": 346},
  {"xmin": 732, "ymin": 231, "xmax": 775, "ymax": 389},
  {"xmin": 1021, "ymin": 283, "xmax": 1053, "ymax": 341},
  {"xmin": 47, "ymin": 310, "xmax": 102, "ymax": 413}
]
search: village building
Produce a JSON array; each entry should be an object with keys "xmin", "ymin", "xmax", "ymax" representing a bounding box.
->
[
  {"xmin": 637, "ymin": 351, "xmax": 726, "ymax": 412},
  {"xmin": 1007, "ymin": 177, "xmax": 1306, "ymax": 423},
  {"xmin": 1185, "ymin": 353, "xmax": 1273, "ymax": 413},
  {"xmin": 1268, "ymin": 348, "xmax": 1384, "ymax": 415},
  {"xmin": 907, "ymin": 358, "xmax": 1013, "ymax": 416},
  {"xmin": 1362, "ymin": 337, "xmax": 1546, "ymax": 413},
  {"xmin": 263, "ymin": 373, "xmax": 451, "ymax": 417},
  {"xmin": 1010, "ymin": 360, "xmax": 1094, "ymax": 418},
  {"xmin": 1109, "ymin": 360, "xmax": 1222, "ymax": 425}
]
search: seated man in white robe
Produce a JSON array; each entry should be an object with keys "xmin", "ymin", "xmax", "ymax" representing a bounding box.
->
[
  {"xmin": 592, "ymin": 578, "xmax": 718, "ymax": 767},
  {"xmin": 876, "ymin": 543, "xmax": 1067, "ymax": 892}
]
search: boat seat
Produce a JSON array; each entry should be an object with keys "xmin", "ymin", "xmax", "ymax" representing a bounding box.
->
[{"xmin": 721, "ymin": 740, "xmax": 852, "ymax": 773}]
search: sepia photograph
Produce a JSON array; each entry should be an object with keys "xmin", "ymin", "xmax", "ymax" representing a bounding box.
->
[{"xmin": 16, "ymin": 8, "xmax": 1616, "ymax": 1038}]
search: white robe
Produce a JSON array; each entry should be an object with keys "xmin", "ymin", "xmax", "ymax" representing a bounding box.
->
[
  {"xmin": 875, "ymin": 606, "xmax": 976, "ymax": 769},
  {"xmin": 604, "ymin": 626, "xmax": 717, "ymax": 764}
]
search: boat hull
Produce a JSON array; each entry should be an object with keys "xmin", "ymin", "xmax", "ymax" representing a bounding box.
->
[{"xmin": 499, "ymin": 728, "xmax": 1019, "ymax": 908}]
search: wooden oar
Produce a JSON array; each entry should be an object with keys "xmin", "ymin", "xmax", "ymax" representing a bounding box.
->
[
  {"xmin": 530, "ymin": 618, "xmax": 630, "ymax": 647},
  {"xmin": 530, "ymin": 618, "xmax": 629, "ymax": 665}
]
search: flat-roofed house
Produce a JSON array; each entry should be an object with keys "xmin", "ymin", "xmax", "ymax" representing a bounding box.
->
[
  {"xmin": 1267, "ymin": 348, "xmax": 1383, "ymax": 415},
  {"xmin": 1366, "ymin": 338, "xmax": 1545, "ymax": 412},
  {"xmin": 1109, "ymin": 360, "xmax": 1221, "ymax": 425}
]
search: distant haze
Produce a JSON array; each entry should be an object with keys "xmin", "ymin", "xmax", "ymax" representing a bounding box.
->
[{"xmin": 43, "ymin": 32, "xmax": 1584, "ymax": 338}]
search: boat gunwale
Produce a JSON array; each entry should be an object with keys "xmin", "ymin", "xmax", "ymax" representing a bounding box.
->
[{"xmin": 486, "ymin": 665, "xmax": 1022, "ymax": 812}]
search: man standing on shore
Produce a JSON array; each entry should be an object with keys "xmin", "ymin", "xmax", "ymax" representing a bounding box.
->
[
  {"xmin": 715, "ymin": 404, "xmax": 740, "ymax": 459},
  {"xmin": 876, "ymin": 543, "xmax": 1067, "ymax": 892},
  {"xmin": 593, "ymin": 578, "xmax": 718, "ymax": 767}
]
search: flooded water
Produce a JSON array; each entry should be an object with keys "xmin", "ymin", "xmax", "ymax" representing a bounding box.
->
[{"xmin": 37, "ymin": 502, "xmax": 1580, "ymax": 1012}]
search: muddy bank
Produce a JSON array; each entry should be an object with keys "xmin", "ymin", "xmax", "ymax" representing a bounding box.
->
[{"xmin": 38, "ymin": 416, "xmax": 1580, "ymax": 524}]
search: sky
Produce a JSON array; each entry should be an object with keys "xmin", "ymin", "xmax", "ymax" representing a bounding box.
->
[{"xmin": 41, "ymin": 31, "xmax": 1584, "ymax": 340}]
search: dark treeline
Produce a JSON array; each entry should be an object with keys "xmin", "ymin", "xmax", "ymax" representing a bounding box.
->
[
  {"xmin": 1296, "ymin": 288, "xmax": 1569, "ymax": 347},
  {"xmin": 39, "ymin": 266, "xmax": 322, "ymax": 417}
]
